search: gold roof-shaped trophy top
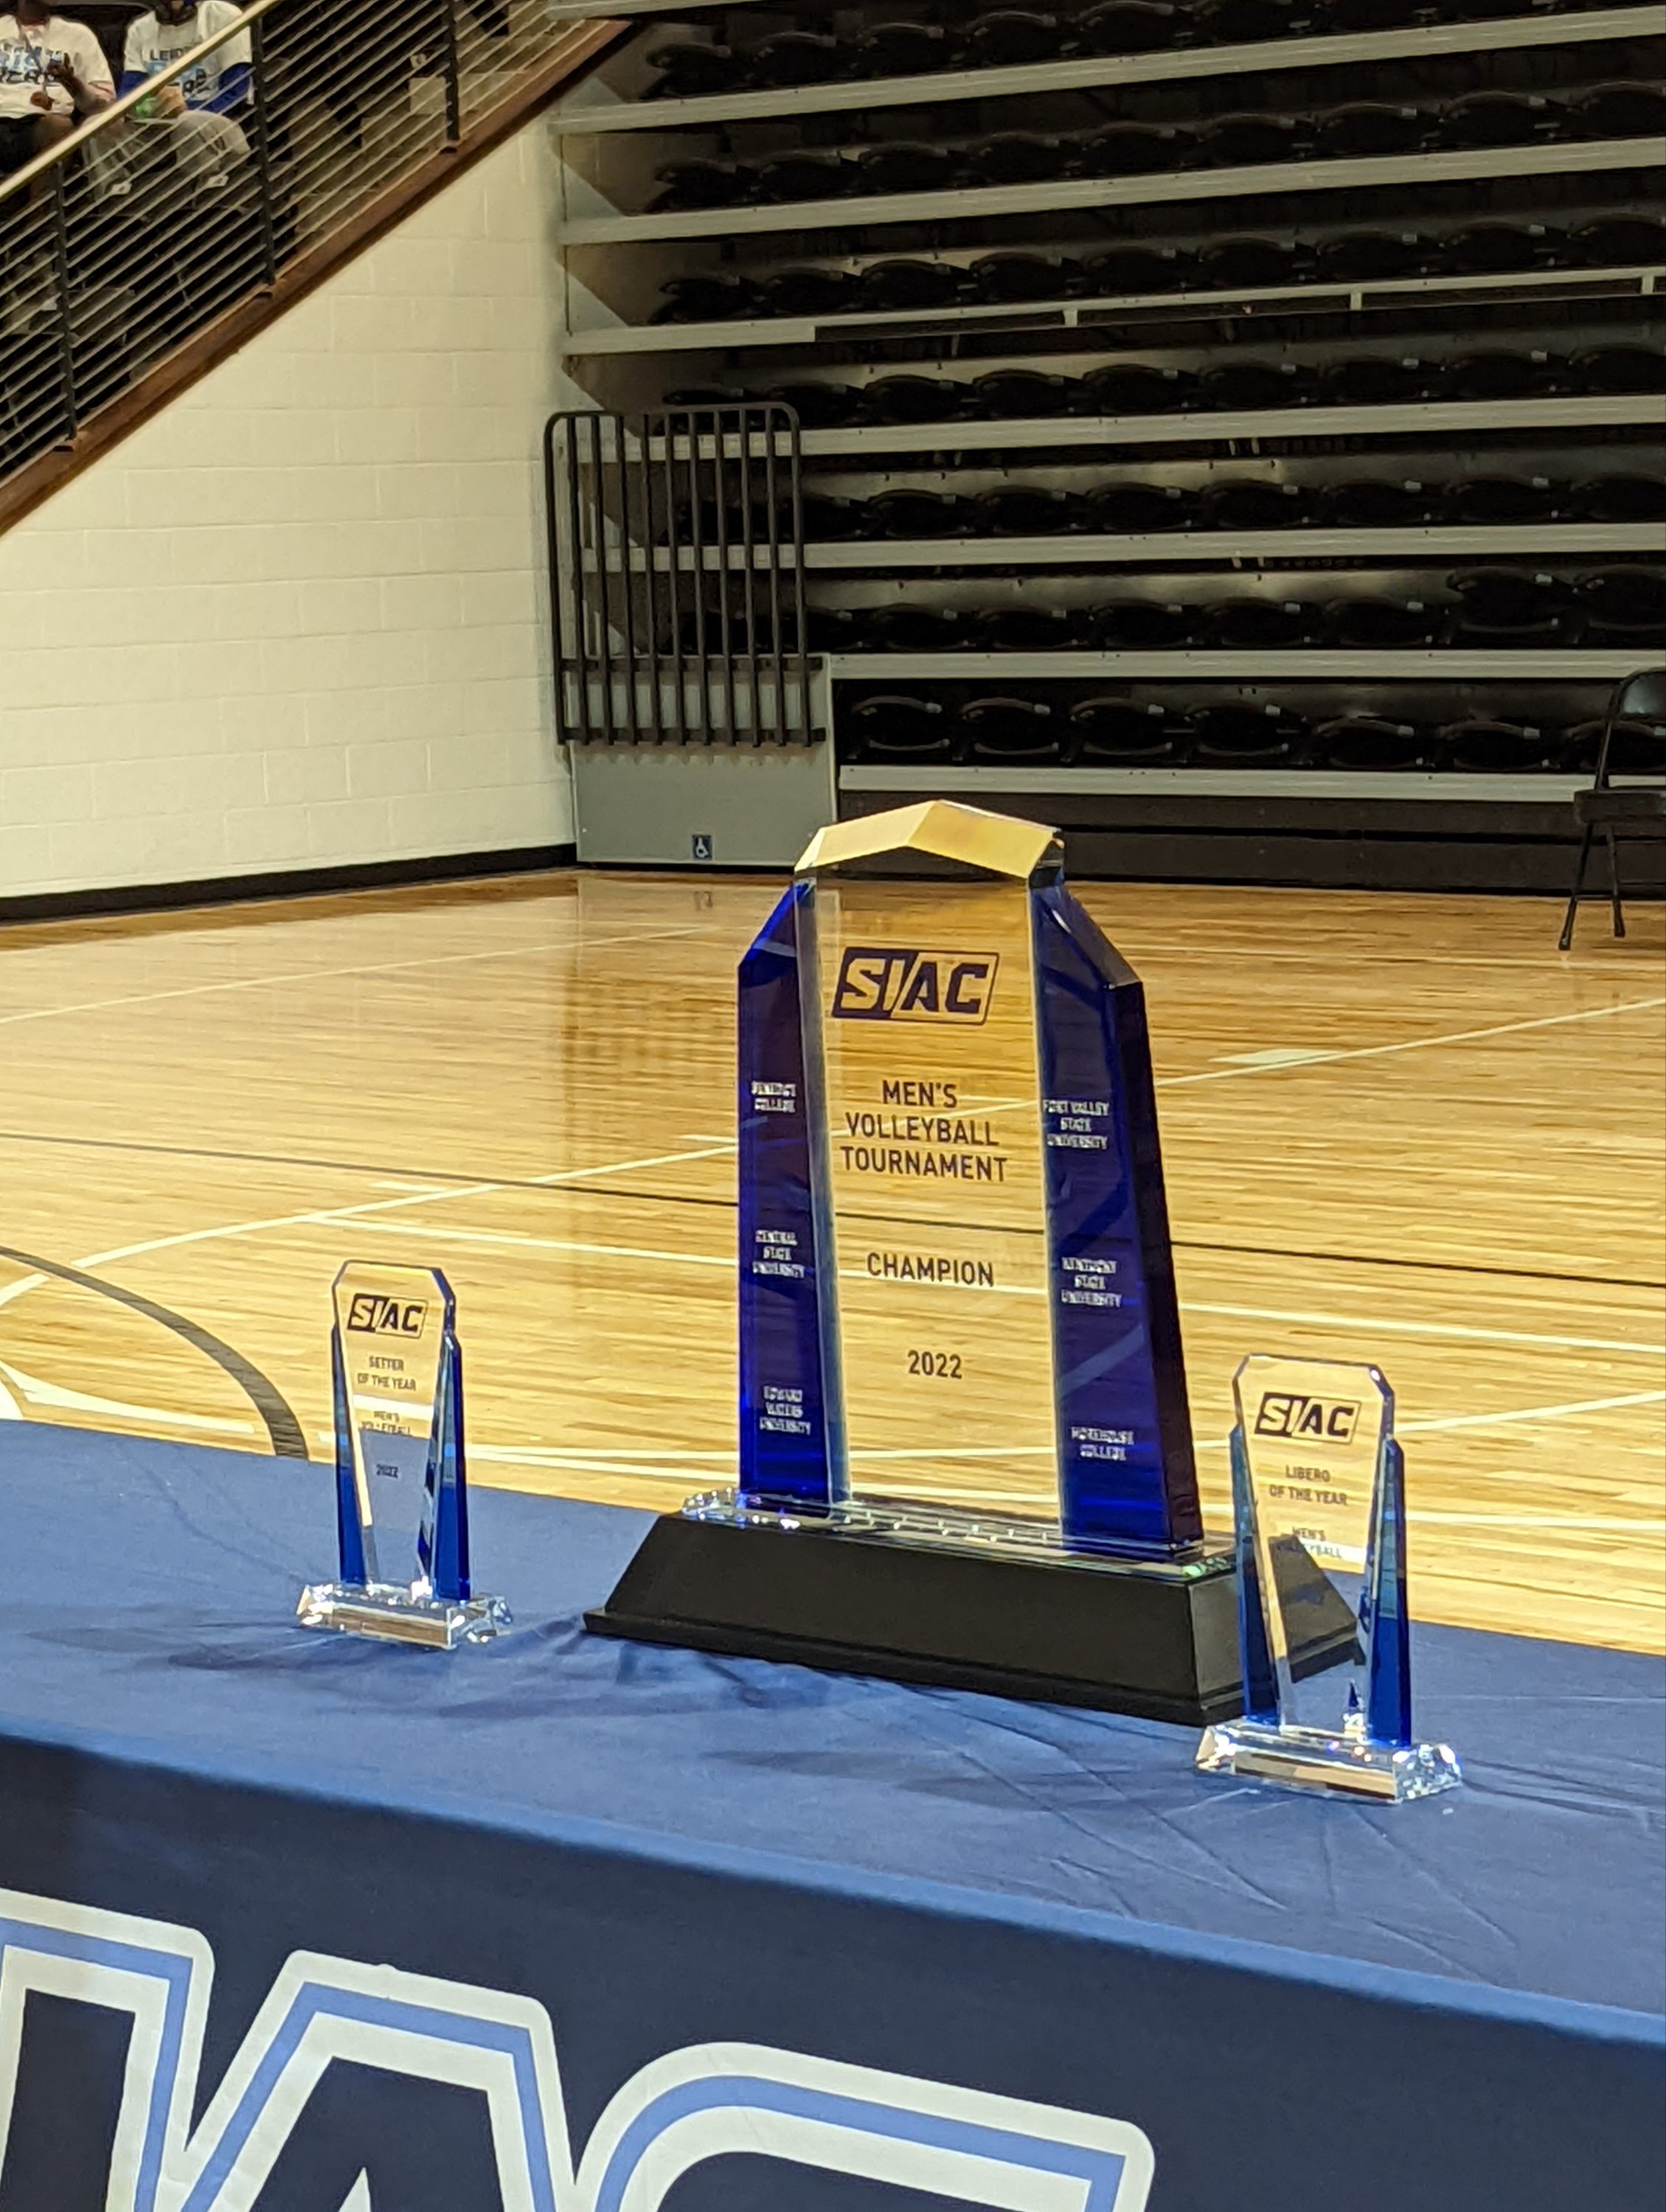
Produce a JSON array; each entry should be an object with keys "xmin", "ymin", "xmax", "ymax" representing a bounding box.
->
[{"xmin": 796, "ymin": 800, "xmax": 1062, "ymax": 882}]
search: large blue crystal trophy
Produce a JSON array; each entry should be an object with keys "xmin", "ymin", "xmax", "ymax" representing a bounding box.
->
[
  {"xmin": 590, "ymin": 801, "xmax": 1257, "ymax": 1722},
  {"xmin": 1196, "ymin": 1355, "xmax": 1462, "ymax": 1800},
  {"xmin": 298, "ymin": 1262, "xmax": 510, "ymax": 1649}
]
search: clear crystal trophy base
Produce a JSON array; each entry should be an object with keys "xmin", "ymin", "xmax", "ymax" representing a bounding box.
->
[
  {"xmin": 1195, "ymin": 1717, "xmax": 1462, "ymax": 1803},
  {"xmin": 296, "ymin": 1579, "xmax": 511, "ymax": 1650},
  {"xmin": 683, "ymin": 1487, "xmax": 1229, "ymax": 1579}
]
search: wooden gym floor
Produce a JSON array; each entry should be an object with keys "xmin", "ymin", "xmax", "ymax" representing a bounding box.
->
[{"xmin": 1, "ymin": 869, "xmax": 1662, "ymax": 1654}]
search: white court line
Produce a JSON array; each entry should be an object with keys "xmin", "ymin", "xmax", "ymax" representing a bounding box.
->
[
  {"xmin": 1185, "ymin": 1301, "xmax": 1666, "ymax": 1358},
  {"xmin": 1400, "ymin": 1388, "xmax": 1666, "ymax": 1433},
  {"xmin": 0, "ymin": 1140, "xmax": 737, "ymax": 1318},
  {"xmin": 0, "ymin": 924, "xmax": 718, "ymax": 1032},
  {"xmin": 1409, "ymin": 1512, "xmax": 1666, "ymax": 1531},
  {"xmin": 1197, "ymin": 1385, "xmax": 1666, "ymax": 1449},
  {"xmin": 0, "ymin": 1359, "xmax": 254, "ymax": 1436},
  {"xmin": 1156, "ymin": 993, "xmax": 1666, "ymax": 1087}
]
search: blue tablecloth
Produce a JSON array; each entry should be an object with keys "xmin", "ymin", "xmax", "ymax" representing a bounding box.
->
[{"xmin": 1, "ymin": 1423, "xmax": 1660, "ymax": 2212}]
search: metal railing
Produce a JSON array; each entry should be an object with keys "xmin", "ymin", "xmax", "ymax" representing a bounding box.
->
[
  {"xmin": 546, "ymin": 404, "xmax": 819, "ymax": 745},
  {"xmin": 1, "ymin": 0, "xmax": 606, "ymax": 500}
]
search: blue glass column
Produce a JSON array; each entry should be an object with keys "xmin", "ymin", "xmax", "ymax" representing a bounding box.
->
[
  {"xmin": 1032, "ymin": 885, "xmax": 1203, "ymax": 1556},
  {"xmin": 737, "ymin": 883, "xmax": 844, "ymax": 1511}
]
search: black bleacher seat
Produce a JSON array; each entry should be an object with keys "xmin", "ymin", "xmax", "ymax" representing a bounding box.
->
[
  {"xmin": 971, "ymin": 485, "xmax": 1081, "ymax": 535},
  {"xmin": 863, "ymin": 487, "xmax": 969, "ymax": 537},
  {"xmin": 1445, "ymin": 349, "xmax": 1559, "ymax": 400},
  {"xmin": 858, "ymin": 260, "xmax": 965, "ymax": 311},
  {"xmin": 864, "ymin": 372, "xmax": 965, "ymax": 422},
  {"xmin": 1322, "ymin": 594, "xmax": 1440, "ymax": 647},
  {"xmin": 1087, "ymin": 481, "xmax": 1198, "ymax": 530},
  {"xmin": 1574, "ymin": 83, "xmax": 1666, "ymax": 139},
  {"xmin": 1314, "ymin": 0, "xmax": 1422, "ymax": 27},
  {"xmin": 1080, "ymin": 362, "xmax": 1198, "ymax": 414},
  {"xmin": 971, "ymin": 253, "xmax": 1083, "ymax": 302},
  {"xmin": 809, "ymin": 607, "xmax": 870, "ymax": 653},
  {"xmin": 1198, "ymin": 358, "xmax": 1309, "ymax": 409},
  {"xmin": 1198, "ymin": 479, "xmax": 1308, "ymax": 529},
  {"xmin": 653, "ymin": 161, "xmax": 743, "ymax": 212},
  {"xmin": 1082, "ymin": 244, "xmax": 1198, "ymax": 293},
  {"xmin": 1572, "ymin": 346, "xmax": 1666, "ymax": 395},
  {"xmin": 861, "ymin": 605, "xmax": 965, "ymax": 652},
  {"xmin": 847, "ymin": 695, "xmax": 957, "ymax": 760},
  {"xmin": 971, "ymin": 606, "xmax": 1080, "ymax": 650},
  {"xmin": 1439, "ymin": 222, "xmax": 1563, "ymax": 274},
  {"xmin": 1444, "ymin": 474, "xmax": 1558, "ymax": 524},
  {"xmin": 1077, "ymin": 121, "xmax": 1197, "ymax": 173},
  {"xmin": 855, "ymin": 142, "xmax": 957, "ymax": 194},
  {"xmin": 1447, "ymin": 568, "xmax": 1572, "ymax": 644},
  {"xmin": 963, "ymin": 10, "xmax": 1069, "ymax": 66},
  {"xmin": 1089, "ymin": 599, "xmax": 1196, "ymax": 648},
  {"xmin": 1571, "ymin": 216, "xmax": 1666, "ymax": 267},
  {"xmin": 965, "ymin": 132, "xmax": 1075, "ymax": 186},
  {"xmin": 857, "ymin": 21, "xmax": 951, "ymax": 75},
  {"xmin": 1069, "ymin": 696, "xmax": 1181, "ymax": 761},
  {"xmin": 1315, "ymin": 229, "xmax": 1426, "ymax": 279},
  {"xmin": 645, "ymin": 40, "xmax": 742, "ymax": 95},
  {"xmin": 751, "ymin": 31, "xmax": 842, "ymax": 85},
  {"xmin": 1197, "ymin": 0, "xmax": 1309, "ymax": 39},
  {"xmin": 754, "ymin": 153, "xmax": 848, "ymax": 203},
  {"xmin": 760, "ymin": 268, "xmax": 861, "ymax": 316},
  {"xmin": 1562, "ymin": 714, "xmax": 1666, "ymax": 776},
  {"xmin": 1437, "ymin": 91, "xmax": 1560, "ymax": 148},
  {"xmin": 961, "ymin": 695, "xmax": 1061, "ymax": 760},
  {"xmin": 1572, "ymin": 476, "xmax": 1666, "ymax": 524},
  {"xmin": 764, "ymin": 381, "xmax": 862, "ymax": 427},
  {"xmin": 1077, "ymin": 1, "xmax": 1189, "ymax": 52},
  {"xmin": 1574, "ymin": 569, "xmax": 1666, "ymax": 645},
  {"xmin": 1316, "ymin": 102, "xmax": 1425, "ymax": 156},
  {"xmin": 800, "ymin": 493, "xmax": 866, "ymax": 540},
  {"xmin": 1439, "ymin": 717, "xmax": 1556, "ymax": 771},
  {"xmin": 654, "ymin": 273, "xmax": 758, "ymax": 322},
  {"xmin": 1315, "ymin": 714, "xmax": 1426, "ymax": 770},
  {"xmin": 1192, "ymin": 701, "xmax": 1311, "ymax": 761},
  {"xmin": 968, "ymin": 367, "xmax": 1077, "ymax": 417},
  {"xmin": 1315, "ymin": 354, "xmax": 1427, "ymax": 405},
  {"xmin": 1321, "ymin": 477, "xmax": 1434, "ymax": 526},
  {"xmin": 1199, "ymin": 111, "xmax": 1308, "ymax": 165},
  {"xmin": 1199, "ymin": 597, "xmax": 1313, "ymax": 645},
  {"xmin": 1199, "ymin": 235, "xmax": 1313, "ymax": 288}
]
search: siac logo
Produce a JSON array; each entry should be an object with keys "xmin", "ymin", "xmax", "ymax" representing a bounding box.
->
[
  {"xmin": 830, "ymin": 948, "xmax": 999, "ymax": 1024},
  {"xmin": 0, "ymin": 1888, "xmax": 1156, "ymax": 2211},
  {"xmin": 345, "ymin": 1294, "xmax": 428, "ymax": 1337},
  {"xmin": 1254, "ymin": 1394, "xmax": 1359, "ymax": 1444}
]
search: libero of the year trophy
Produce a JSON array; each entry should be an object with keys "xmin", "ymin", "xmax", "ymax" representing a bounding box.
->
[
  {"xmin": 298, "ymin": 1262, "xmax": 510, "ymax": 1649},
  {"xmin": 589, "ymin": 800, "xmax": 1354, "ymax": 1720},
  {"xmin": 1196, "ymin": 1355, "xmax": 1461, "ymax": 1800}
]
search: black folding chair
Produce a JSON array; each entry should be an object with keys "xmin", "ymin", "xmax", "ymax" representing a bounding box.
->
[{"xmin": 1558, "ymin": 669, "xmax": 1666, "ymax": 950}]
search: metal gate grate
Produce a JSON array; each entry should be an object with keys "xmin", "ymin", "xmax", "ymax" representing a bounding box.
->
[{"xmin": 544, "ymin": 403, "xmax": 817, "ymax": 745}]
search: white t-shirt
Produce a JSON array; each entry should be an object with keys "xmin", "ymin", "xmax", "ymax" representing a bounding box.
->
[
  {"xmin": 124, "ymin": 1, "xmax": 249, "ymax": 108},
  {"xmin": 0, "ymin": 13, "xmax": 114, "ymax": 119}
]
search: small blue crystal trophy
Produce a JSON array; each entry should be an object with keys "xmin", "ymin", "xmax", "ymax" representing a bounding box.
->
[
  {"xmin": 298, "ymin": 1262, "xmax": 510, "ymax": 1649},
  {"xmin": 1196, "ymin": 1355, "xmax": 1461, "ymax": 1801},
  {"xmin": 589, "ymin": 801, "xmax": 1252, "ymax": 1723}
]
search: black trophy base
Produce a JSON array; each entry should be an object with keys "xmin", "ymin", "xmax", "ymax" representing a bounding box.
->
[{"xmin": 586, "ymin": 1514, "xmax": 1357, "ymax": 1728}]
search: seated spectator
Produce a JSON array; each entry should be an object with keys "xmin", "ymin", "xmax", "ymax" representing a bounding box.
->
[
  {"xmin": 118, "ymin": 0, "xmax": 250, "ymax": 194},
  {"xmin": 0, "ymin": 2, "xmax": 114, "ymax": 183}
]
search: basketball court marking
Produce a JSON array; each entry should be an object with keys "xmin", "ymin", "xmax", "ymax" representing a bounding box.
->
[
  {"xmin": 0, "ymin": 924, "xmax": 720, "ymax": 1032},
  {"xmin": 1156, "ymin": 994, "xmax": 1666, "ymax": 1086},
  {"xmin": 0, "ymin": 1141, "xmax": 740, "ymax": 1318}
]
